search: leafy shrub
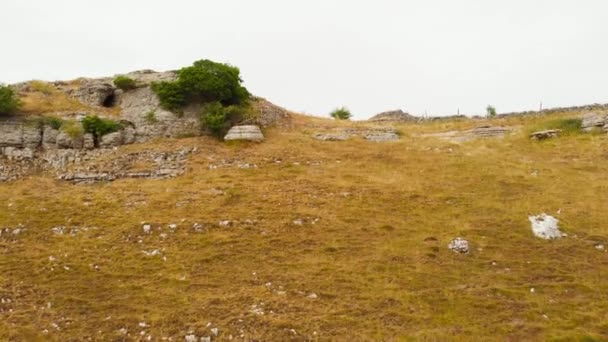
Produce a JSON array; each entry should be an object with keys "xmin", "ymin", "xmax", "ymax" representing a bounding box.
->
[
  {"xmin": 113, "ymin": 76, "xmax": 137, "ymax": 91},
  {"xmin": 486, "ymin": 105, "xmax": 497, "ymax": 117},
  {"xmin": 152, "ymin": 59, "xmax": 250, "ymax": 111},
  {"xmin": 330, "ymin": 107, "xmax": 352, "ymax": 120},
  {"xmin": 39, "ymin": 116, "xmax": 64, "ymax": 129},
  {"xmin": 81, "ymin": 115, "xmax": 122, "ymax": 138},
  {"xmin": 200, "ymin": 102, "xmax": 244, "ymax": 138},
  {"xmin": 0, "ymin": 85, "xmax": 21, "ymax": 115},
  {"xmin": 151, "ymin": 81, "xmax": 186, "ymax": 111},
  {"xmin": 144, "ymin": 110, "xmax": 158, "ymax": 124}
]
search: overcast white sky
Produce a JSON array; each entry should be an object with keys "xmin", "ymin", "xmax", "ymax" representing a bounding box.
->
[{"xmin": 1, "ymin": 1, "xmax": 607, "ymax": 119}]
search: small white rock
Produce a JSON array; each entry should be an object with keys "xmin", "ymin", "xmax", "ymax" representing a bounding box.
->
[
  {"xmin": 307, "ymin": 293, "xmax": 318, "ymax": 299},
  {"xmin": 143, "ymin": 224, "xmax": 152, "ymax": 234},
  {"xmin": 184, "ymin": 334, "xmax": 197, "ymax": 342},
  {"xmin": 211, "ymin": 328, "xmax": 218, "ymax": 336},
  {"xmin": 529, "ymin": 214, "xmax": 564, "ymax": 240},
  {"xmin": 448, "ymin": 238, "xmax": 470, "ymax": 254},
  {"xmin": 595, "ymin": 244, "xmax": 605, "ymax": 251}
]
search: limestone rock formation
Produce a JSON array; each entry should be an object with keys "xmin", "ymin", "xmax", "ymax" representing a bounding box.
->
[
  {"xmin": 0, "ymin": 121, "xmax": 42, "ymax": 148},
  {"xmin": 530, "ymin": 129, "xmax": 561, "ymax": 140},
  {"xmin": 581, "ymin": 112, "xmax": 608, "ymax": 132},
  {"xmin": 368, "ymin": 109, "xmax": 416, "ymax": 122},
  {"xmin": 67, "ymin": 79, "xmax": 116, "ymax": 107},
  {"xmin": 224, "ymin": 125, "xmax": 264, "ymax": 142},
  {"xmin": 249, "ymin": 97, "xmax": 290, "ymax": 127},
  {"xmin": 364, "ymin": 131, "xmax": 400, "ymax": 142}
]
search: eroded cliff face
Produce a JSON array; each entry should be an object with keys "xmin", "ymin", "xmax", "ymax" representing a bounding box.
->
[{"xmin": 0, "ymin": 70, "xmax": 290, "ymax": 181}]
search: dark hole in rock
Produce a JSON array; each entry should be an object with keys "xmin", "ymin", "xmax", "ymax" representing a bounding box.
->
[{"xmin": 102, "ymin": 92, "xmax": 116, "ymax": 107}]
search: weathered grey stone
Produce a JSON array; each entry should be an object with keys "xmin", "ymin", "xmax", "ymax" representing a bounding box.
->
[
  {"xmin": 56, "ymin": 131, "xmax": 84, "ymax": 149},
  {"xmin": 364, "ymin": 132, "xmax": 400, "ymax": 142},
  {"xmin": 42, "ymin": 127, "xmax": 59, "ymax": 149},
  {"xmin": 530, "ymin": 129, "xmax": 561, "ymax": 140},
  {"xmin": 83, "ymin": 134, "xmax": 95, "ymax": 150},
  {"xmin": 249, "ymin": 97, "xmax": 290, "ymax": 127},
  {"xmin": 99, "ymin": 131, "xmax": 124, "ymax": 148},
  {"xmin": 581, "ymin": 112, "xmax": 608, "ymax": 132},
  {"xmin": 0, "ymin": 121, "xmax": 42, "ymax": 148},
  {"xmin": 224, "ymin": 125, "xmax": 264, "ymax": 142},
  {"xmin": 313, "ymin": 133, "xmax": 350, "ymax": 141},
  {"xmin": 1, "ymin": 147, "xmax": 35, "ymax": 160},
  {"xmin": 368, "ymin": 109, "xmax": 417, "ymax": 122},
  {"xmin": 67, "ymin": 79, "xmax": 116, "ymax": 107}
]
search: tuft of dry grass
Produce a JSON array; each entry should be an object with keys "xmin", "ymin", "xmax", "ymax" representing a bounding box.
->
[{"xmin": 0, "ymin": 113, "xmax": 607, "ymax": 340}]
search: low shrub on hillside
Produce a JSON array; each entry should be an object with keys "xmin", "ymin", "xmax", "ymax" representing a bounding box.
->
[
  {"xmin": 0, "ymin": 85, "xmax": 22, "ymax": 115},
  {"xmin": 144, "ymin": 110, "xmax": 158, "ymax": 124},
  {"xmin": 152, "ymin": 59, "xmax": 250, "ymax": 111},
  {"xmin": 81, "ymin": 115, "xmax": 122, "ymax": 138},
  {"xmin": 530, "ymin": 118, "xmax": 583, "ymax": 136},
  {"xmin": 200, "ymin": 102, "xmax": 245, "ymax": 138},
  {"xmin": 330, "ymin": 107, "xmax": 352, "ymax": 120},
  {"xmin": 113, "ymin": 76, "xmax": 137, "ymax": 91},
  {"xmin": 34, "ymin": 116, "xmax": 64, "ymax": 130}
]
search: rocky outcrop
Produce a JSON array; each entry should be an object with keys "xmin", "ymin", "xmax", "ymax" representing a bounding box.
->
[
  {"xmin": 67, "ymin": 79, "xmax": 116, "ymax": 107},
  {"xmin": 530, "ymin": 129, "xmax": 561, "ymax": 140},
  {"xmin": 368, "ymin": 110, "xmax": 416, "ymax": 122},
  {"xmin": 422, "ymin": 126, "xmax": 512, "ymax": 143},
  {"xmin": 581, "ymin": 112, "xmax": 608, "ymax": 132},
  {"xmin": 0, "ymin": 121, "xmax": 42, "ymax": 149},
  {"xmin": 249, "ymin": 97, "xmax": 290, "ymax": 127},
  {"xmin": 313, "ymin": 128, "xmax": 401, "ymax": 142},
  {"xmin": 224, "ymin": 125, "xmax": 264, "ymax": 142}
]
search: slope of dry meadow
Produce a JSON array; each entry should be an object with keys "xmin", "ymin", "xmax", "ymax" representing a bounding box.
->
[{"xmin": 1, "ymin": 113, "xmax": 607, "ymax": 341}]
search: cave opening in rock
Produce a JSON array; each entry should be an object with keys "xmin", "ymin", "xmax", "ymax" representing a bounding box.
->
[{"xmin": 102, "ymin": 92, "xmax": 116, "ymax": 107}]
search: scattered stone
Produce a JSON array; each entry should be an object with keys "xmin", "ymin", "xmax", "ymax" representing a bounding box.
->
[
  {"xmin": 448, "ymin": 238, "xmax": 470, "ymax": 254},
  {"xmin": 224, "ymin": 125, "xmax": 264, "ymax": 142},
  {"xmin": 184, "ymin": 334, "xmax": 198, "ymax": 342},
  {"xmin": 307, "ymin": 293, "xmax": 318, "ymax": 299},
  {"xmin": 595, "ymin": 244, "xmax": 605, "ymax": 251},
  {"xmin": 313, "ymin": 133, "xmax": 350, "ymax": 141},
  {"xmin": 210, "ymin": 327, "xmax": 218, "ymax": 336},
  {"xmin": 168, "ymin": 224, "xmax": 177, "ymax": 230},
  {"xmin": 142, "ymin": 224, "xmax": 152, "ymax": 234},
  {"xmin": 364, "ymin": 131, "xmax": 400, "ymax": 142},
  {"xmin": 530, "ymin": 129, "xmax": 561, "ymax": 140},
  {"xmin": 528, "ymin": 214, "xmax": 565, "ymax": 239}
]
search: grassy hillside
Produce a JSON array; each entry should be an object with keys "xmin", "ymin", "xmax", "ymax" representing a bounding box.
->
[{"xmin": 0, "ymin": 113, "xmax": 607, "ymax": 341}]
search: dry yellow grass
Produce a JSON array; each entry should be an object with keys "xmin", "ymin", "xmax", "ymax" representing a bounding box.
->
[
  {"xmin": 18, "ymin": 80, "xmax": 121, "ymax": 117},
  {"xmin": 0, "ymin": 113, "xmax": 607, "ymax": 341}
]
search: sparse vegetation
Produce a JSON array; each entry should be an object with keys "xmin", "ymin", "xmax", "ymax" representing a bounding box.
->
[
  {"xmin": 113, "ymin": 75, "xmax": 137, "ymax": 91},
  {"xmin": 30, "ymin": 80, "xmax": 55, "ymax": 95},
  {"xmin": 0, "ymin": 85, "xmax": 22, "ymax": 115},
  {"xmin": 486, "ymin": 105, "xmax": 497, "ymax": 117},
  {"xmin": 60, "ymin": 120, "xmax": 84, "ymax": 139},
  {"xmin": 0, "ymin": 111, "xmax": 607, "ymax": 340},
  {"xmin": 529, "ymin": 118, "xmax": 583, "ymax": 137},
  {"xmin": 330, "ymin": 106, "xmax": 352, "ymax": 120},
  {"xmin": 81, "ymin": 115, "xmax": 122, "ymax": 138},
  {"xmin": 152, "ymin": 59, "xmax": 250, "ymax": 111},
  {"xmin": 33, "ymin": 116, "xmax": 64, "ymax": 129},
  {"xmin": 144, "ymin": 110, "xmax": 158, "ymax": 124}
]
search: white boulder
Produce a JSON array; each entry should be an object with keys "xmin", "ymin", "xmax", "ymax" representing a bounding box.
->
[
  {"xmin": 224, "ymin": 125, "xmax": 264, "ymax": 142},
  {"xmin": 528, "ymin": 214, "xmax": 565, "ymax": 239}
]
